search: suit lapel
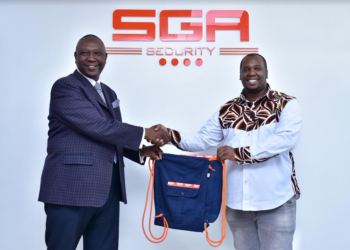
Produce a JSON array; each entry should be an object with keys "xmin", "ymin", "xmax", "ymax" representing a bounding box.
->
[
  {"xmin": 73, "ymin": 70, "xmax": 108, "ymax": 109},
  {"xmin": 101, "ymin": 83, "xmax": 117, "ymax": 119},
  {"xmin": 87, "ymin": 84, "xmax": 108, "ymax": 109}
]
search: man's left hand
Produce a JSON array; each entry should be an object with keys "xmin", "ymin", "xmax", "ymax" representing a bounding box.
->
[
  {"xmin": 217, "ymin": 146, "xmax": 236, "ymax": 163},
  {"xmin": 140, "ymin": 145, "xmax": 163, "ymax": 161}
]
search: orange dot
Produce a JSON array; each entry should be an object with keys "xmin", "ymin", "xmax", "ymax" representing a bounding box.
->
[
  {"xmin": 195, "ymin": 58, "xmax": 203, "ymax": 66},
  {"xmin": 183, "ymin": 58, "xmax": 191, "ymax": 66},
  {"xmin": 171, "ymin": 58, "xmax": 179, "ymax": 66},
  {"xmin": 159, "ymin": 58, "xmax": 166, "ymax": 66}
]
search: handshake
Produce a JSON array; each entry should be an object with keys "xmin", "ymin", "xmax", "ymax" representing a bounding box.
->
[
  {"xmin": 139, "ymin": 124, "xmax": 169, "ymax": 161},
  {"xmin": 144, "ymin": 124, "xmax": 169, "ymax": 146},
  {"xmin": 142, "ymin": 124, "xmax": 236, "ymax": 163}
]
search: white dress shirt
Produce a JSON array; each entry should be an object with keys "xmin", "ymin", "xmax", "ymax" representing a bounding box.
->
[{"xmin": 170, "ymin": 86, "xmax": 302, "ymax": 211}]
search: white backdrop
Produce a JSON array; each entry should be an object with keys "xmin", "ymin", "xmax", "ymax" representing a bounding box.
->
[{"xmin": 1, "ymin": 0, "xmax": 350, "ymax": 249}]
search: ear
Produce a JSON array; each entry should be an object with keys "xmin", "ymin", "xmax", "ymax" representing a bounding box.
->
[
  {"xmin": 74, "ymin": 52, "xmax": 77, "ymax": 64},
  {"xmin": 266, "ymin": 70, "xmax": 268, "ymax": 79}
]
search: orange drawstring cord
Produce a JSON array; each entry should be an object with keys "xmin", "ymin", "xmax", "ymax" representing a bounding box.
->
[
  {"xmin": 205, "ymin": 157, "xmax": 227, "ymax": 247},
  {"xmin": 142, "ymin": 159, "xmax": 169, "ymax": 243}
]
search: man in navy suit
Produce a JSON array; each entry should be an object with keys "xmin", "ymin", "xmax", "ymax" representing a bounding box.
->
[{"xmin": 38, "ymin": 34, "xmax": 169, "ymax": 250}]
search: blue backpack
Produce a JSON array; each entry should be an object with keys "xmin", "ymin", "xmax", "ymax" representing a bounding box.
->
[{"xmin": 142, "ymin": 153, "xmax": 227, "ymax": 247}]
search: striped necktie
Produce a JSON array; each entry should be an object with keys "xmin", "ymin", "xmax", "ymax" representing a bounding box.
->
[{"xmin": 94, "ymin": 82, "xmax": 106, "ymax": 104}]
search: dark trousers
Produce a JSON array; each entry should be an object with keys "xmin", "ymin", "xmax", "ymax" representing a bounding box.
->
[{"xmin": 44, "ymin": 164, "xmax": 121, "ymax": 250}]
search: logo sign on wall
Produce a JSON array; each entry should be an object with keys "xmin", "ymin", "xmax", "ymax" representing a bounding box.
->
[{"xmin": 108, "ymin": 10, "xmax": 258, "ymax": 66}]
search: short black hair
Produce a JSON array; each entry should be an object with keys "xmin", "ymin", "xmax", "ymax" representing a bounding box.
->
[
  {"xmin": 240, "ymin": 53, "xmax": 268, "ymax": 71},
  {"xmin": 76, "ymin": 34, "xmax": 104, "ymax": 51}
]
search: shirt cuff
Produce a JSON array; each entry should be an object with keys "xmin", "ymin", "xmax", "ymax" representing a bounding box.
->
[
  {"xmin": 139, "ymin": 128, "xmax": 145, "ymax": 149},
  {"xmin": 139, "ymin": 152, "xmax": 146, "ymax": 163},
  {"xmin": 234, "ymin": 146, "xmax": 279, "ymax": 165},
  {"xmin": 170, "ymin": 128, "xmax": 181, "ymax": 144},
  {"xmin": 169, "ymin": 128, "xmax": 186, "ymax": 151}
]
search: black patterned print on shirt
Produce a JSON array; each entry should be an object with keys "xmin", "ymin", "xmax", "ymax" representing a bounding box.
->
[
  {"xmin": 290, "ymin": 152, "xmax": 301, "ymax": 194},
  {"xmin": 233, "ymin": 146, "xmax": 278, "ymax": 165},
  {"xmin": 219, "ymin": 87, "xmax": 295, "ymax": 131}
]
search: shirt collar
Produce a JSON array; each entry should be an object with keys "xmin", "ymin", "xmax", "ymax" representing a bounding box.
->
[
  {"xmin": 240, "ymin": 83, "xmax": 272, "ymax": 103},
  {"xmin": 76, "ymin": 68, "xmax": 100, "ymax": 86}
]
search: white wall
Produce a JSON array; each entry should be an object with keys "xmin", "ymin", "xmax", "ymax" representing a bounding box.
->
[{"xmin": 0, "ymin": 0, "xmax": 349, "ymax": 249}]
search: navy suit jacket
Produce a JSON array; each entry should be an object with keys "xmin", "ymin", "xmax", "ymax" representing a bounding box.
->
[{"xmin": 39, "ymin": 70, "xmax": 144, "ymax": 207}]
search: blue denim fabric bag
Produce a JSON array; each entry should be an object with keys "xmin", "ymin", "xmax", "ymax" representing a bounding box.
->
[{"xmin": 142, "ymin": 153, "xmax": 226, "ymax": 247}]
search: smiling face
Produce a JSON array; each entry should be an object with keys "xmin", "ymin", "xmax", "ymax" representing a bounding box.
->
[
  {"xmin": 74, "ymin": 37, "xmax": 107, "ymax": 81},
  {"xmin": 240, "ymin": 55, "xmax": 268, "ymax": 96}
]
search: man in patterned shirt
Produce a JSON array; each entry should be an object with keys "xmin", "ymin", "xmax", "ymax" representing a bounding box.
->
[{"xmin": 154, "ymin": 54, "xmax": 302, "ymax": 250}]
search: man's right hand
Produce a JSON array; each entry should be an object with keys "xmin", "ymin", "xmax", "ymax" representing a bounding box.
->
[
  {"xmin": 152, "ymin": 124, "xmax": 168, "ymax": 133},
  {"xmin": 145, "ymin": 126, "xmax": 170, "ymax": 147},
  {"xmin": 150, "ymin": 124, "xmax": 170, "ymax": 145}
]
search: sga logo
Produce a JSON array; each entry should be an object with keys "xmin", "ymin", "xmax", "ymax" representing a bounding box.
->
[{"xmin": 113, "ymin": 10, "xmax": 249, "ymax": 42}]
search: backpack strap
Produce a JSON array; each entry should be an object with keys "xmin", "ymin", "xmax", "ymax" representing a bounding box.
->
[
  {"xmin": 142, "ymin": 159, "xmax": 169, "ymax": 243},
  {"xmin": 204, "ymin": 157, "xmax": 227, "ymax": 247}
]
